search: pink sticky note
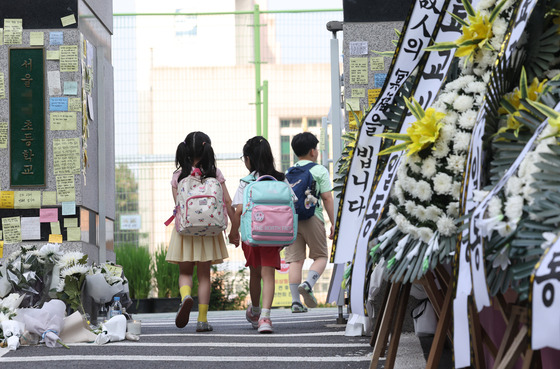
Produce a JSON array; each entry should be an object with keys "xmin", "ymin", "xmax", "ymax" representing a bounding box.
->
[{"xmin": 40, "ymin": 208, "xmax": 58, "ymax": 223}]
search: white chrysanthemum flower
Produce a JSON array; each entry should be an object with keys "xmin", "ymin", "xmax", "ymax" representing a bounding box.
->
[
  {"xmin": 433, "ymin": 173, "xmax": 453, "ymax": 195},
  {"xmin": 447, "ymin": 202, "xmax": 460, "ymax": 217},
  {"xmin": 488, "ymin": 196, "xmax": 503, "ymax": 218},
  {"xmin": 452, "ymin": 182, "xmax": 462, "ymax": 199},
  {"xmin": 433, "ymin": 140, "xmax": 451, "ymax": 158},
  {"xmin": 439, "ymin": 124, "xmax": 457, "ymax": 144},
  {"xmin": 492, "ymin": 17, "xmax": 508, "ymax": 38},
  {"xmin": 505, "ymin": 176, "xmax": 523, "ymax": 197},
  {"xmin": 446, "ymin": 154, "xmax": 467, "ymax": 174},
  {"xmin": 405, "ymin": 200, "xmax": 416, "ymax": 215},
  {"xmin": 413, "ymin": 205, "xmax": 428, "ymax": 222},
  {"xmin": 408, "ymin": 159, "xmax": 422, "ymax": 174},
  {"xmin": 388, "ymin": 204, "xmax": 399, "ymax": 218},
  {"xmin": 522, "ymin": 183, "xmax": 537, "ymax": 203},
  {"xmin": 505, "ymin": 195, "xmax": 524, "ymax": 221},
  {"xmin": 391, "ymin": 185, "xmax": 406, "ymax": 204},
  {"xmin": 440, "ymin": 91, "xmax": 459, "ymax": 106},
  {"xmin": 442, "ymin": 111, "xmax": 459, "ymax": 125},
  {"xmin": 418, "ymin": 227, "xmax": 434, "ymax": 243},
  {"xmin": 61, "ymin": 264, "xmax": 90, "ymax": 278},
  {"xmin": 437, "ymin": 215, "xmax": 457, "ymax": 236},
  {"xmin": 421, "ymin": 157, "xmax": 437, "ymax": 179},
  {"xmin": 426, "ymin": 205, "xmax": 443, "ymax": 221},
  {"xmin": 453, "ymin": 95, "xmax": 474, "ymax": 112},
  {"xmin": 453, "ymin": 131, "xmax": 472, "ymax": 152},
  {"xmin": 473, "ymin": 189, "xmax": 489, "ymax": 203},
  {"xmin": 477, "ymin": 0, "xmax": 495, "ymax": 11},
  {"xmin": 458, "ymin": 110, "xmax": 477, "ymax": 129},
  {"xmin": 56, "ymin": 280, "xmax": 66, "ymax": 293},
  {"xmin": 415, "ymin": 180, "xmax": 433, "ymax": 202},
  {"xmin": 58, "ymin": 252, "xmax": 85, "ymax": 268}
]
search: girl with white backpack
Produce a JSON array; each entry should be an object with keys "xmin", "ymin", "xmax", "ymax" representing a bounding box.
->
[{"xmin": 166, "ymin": 131, "xmax": 235, "ymax": 331}]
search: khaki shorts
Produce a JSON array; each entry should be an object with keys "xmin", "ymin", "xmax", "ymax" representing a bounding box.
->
[{"xmin": 285, "ymin": 216, "xmax": 329, "ymax": 263}]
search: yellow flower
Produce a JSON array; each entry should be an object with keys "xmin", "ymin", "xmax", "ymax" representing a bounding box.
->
[
  {"xmin": 498, "ymin": 77, "xmax": 547, "ymax": 136},
  {"xmin": 454, "ymin": 11, "xmax": 494, "ymax": 64},
  {"xmin": 406, "ymin": 108, "xmax": 445, "ymax": 156}
]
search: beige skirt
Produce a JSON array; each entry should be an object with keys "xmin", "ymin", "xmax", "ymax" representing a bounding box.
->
[{"xmin": 166, "ymin": 228, "xmax": 229, "ymax": 264}]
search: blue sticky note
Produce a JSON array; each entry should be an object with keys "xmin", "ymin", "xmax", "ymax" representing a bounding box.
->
[
  {"xmin": 374, "ymin": 73, "xmax": 387, "ymax": 88},
  {"xmin": 63, "ymin": 81, "xmax": 78, "ymax": 95},
  {"xmin": 62, "ymin": 201, "xmax": 76, "ymax": 216},
  {"xmin": 50, "ymin": 97, "xmax": 68, "ymax": 111},
  {"xmin": 50, "ymin": 32, "xmax": 63, "ymax": 45}
]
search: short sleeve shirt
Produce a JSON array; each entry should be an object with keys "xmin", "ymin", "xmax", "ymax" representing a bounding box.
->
[
  {"xmin": 291, "ymin": 160, "xmax": 332, "ymax": 222},
  {"xmin": 232, "ymin": 171, "xmax": 297, "ymax": 208}
]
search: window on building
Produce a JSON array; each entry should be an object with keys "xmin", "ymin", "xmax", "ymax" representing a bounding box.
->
[
  {"xmin": 280, "ymin": 135, "xmax": 291, "ymax": 172},
  {"xmin": 308, "ymin": 118, "xmax": 318, "ymax": 127}
]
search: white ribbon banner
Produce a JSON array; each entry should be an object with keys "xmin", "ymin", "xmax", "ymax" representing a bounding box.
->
[
  {"xmin": 532, "ymin": 236, "xmax": 560, "ymax": 350},
  {"xmin": 333, "ymin": 0, "xmax": 448, "ymax": 265}
]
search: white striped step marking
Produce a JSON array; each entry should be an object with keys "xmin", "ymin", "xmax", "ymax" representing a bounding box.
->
[{"xmin": 0, "ymin": 355, "xmax": 372, "ymax": 362}]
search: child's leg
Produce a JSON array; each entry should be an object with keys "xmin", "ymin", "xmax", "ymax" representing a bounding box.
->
[
  {"xmin": 249, "ymin": 266, "xmax": 262, "ymax": 307},
  {"xmin": 260, "ymin": 265, "xmax": 275, "ymax": 310},
  {"xmin": 179, "ymin": 262, "xmax": 195, "ymax": 299},
  {"xmin": 196, "ymin": 261, "xmax": 212, "ymax": 323}
]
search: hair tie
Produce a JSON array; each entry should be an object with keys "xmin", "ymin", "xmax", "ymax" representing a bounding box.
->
[
  {"xmin": 259, "ymin": 139, "xmax": 263, "ymax": 143},
  {"xmin": 202, "ymin": 142, "xmax": 206, "ymax": 146}
]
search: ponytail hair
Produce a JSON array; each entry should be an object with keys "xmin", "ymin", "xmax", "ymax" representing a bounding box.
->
[
  {"xmin": 175, "ymin": 131, "xmax": 217, "ymax": 182},
  {"xmin": 243, "ymin": 136, "xmax": 285, "ymax": 181}
]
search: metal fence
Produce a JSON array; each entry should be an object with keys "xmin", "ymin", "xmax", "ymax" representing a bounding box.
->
[{"xmin": 112, "ymin": 7, "xmax": 343, "ymax": 302}]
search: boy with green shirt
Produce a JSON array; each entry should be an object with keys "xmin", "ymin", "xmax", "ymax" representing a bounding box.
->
[{"xmin": 286, "ymin": 132, "xmax": 335, "ymax": 312}]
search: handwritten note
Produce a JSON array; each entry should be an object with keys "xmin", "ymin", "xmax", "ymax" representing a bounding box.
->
[
  {"xmin": 345, "ymin": 98, "xmax": 360, "ymax": 111},
  {"xmin": 49, "ymin": 234, "xmax": 63, "ymax": 243},
  {"xmin": 350, "ymin": 57, "xmax": 368, "ymax": 85},
  {"xmin": 63, "ymin": 81, "xmax": 78, "ymax": 95},
  {"xmin": 0, "ymin": 29, "xmax": 3, "ymax": 46},
  {"xmin": 50, "ymin": 97, "xmax": 68, "ymax": 111},
  {"xmin": 349, "ymin": 41, "xmax": 368, "ymax": 55},
  {"xmin": 4, "ymin": 19, "xmax": 22, "ymax": 45},
  {"xmin": 42, "ymin": 191, "xmax": 57, "ymax": 206},
  {"xmin": 351, "ymin": 88, "xmax": 365, "ymax": 98},
  {"xmin": 374, "ymin": 73, "xmax": 387, "ymax": 88},
  {"xmin": 40, "ymin": 208, "xmax": 59, "ymax": 223},
  {"xmin": 368, "ymin": 88, "xmax": 382, "ymax": 107},
  {"xmin": 68, "ymin": 98, "xmax": 81, "ymax": 112},
  {"xmin": 53, "ymin": 138, "xmax": 81, "ymax": 175},
  {"xmin": 62, "ymin": 201, "xmax": 76, "ymax": 216},
  {"xmin": 14, "ymin": 191, "xmax": 42, "ymax": 209},
  {"xmin": 30, "ymin": 32, "xmax": 44, "ymax": 46},
  {"xmin": 61, "ymin": 14, "xmax": 76, "ymax": 27},
  {"xmin": 370, "ymin": 56, "xmax": 385, "ymax": 71},
  {"xmin": 0, "ymin": 122, "xmax": 7, "ymax": 148},
  {"xmin": 64, "ymin": 217, "xmax": 78, "ymax": 228},
  {"xmin": 67, "ymin": 227, "xmax": 81, "ymax": 241},
  {"xmin": 50, "ymin": 112, "xmax": 76, "ymax": 130},
  {"xmin": 50, "ymin": 32, "xmax": 63, "ymax": 45},
  {"xmin": 56, "ymin": 175, "xmax": 76, "ymax": 202},
  {"xmin": 47, "ymin": 50, "xmax": 60, "ymax": 60},
  {"xmin": 60, "ymin": 45, "xmax": 78, "ymax": 72},
  {"xmin": 0, "ymin": 191, "xmax": 15, "ymax": 209},
  {"xmin": 48, "ymin": 70, "xmax": 62, "ymax": 95},
  {"xmin": 0, "ymin": 72, "xmax": 5, "ymax": 99},
  {"xmin": 21, "ymin": 217, "xmax": 41, "ymax": 240},
  {"xmin": 50, "ymin": 221, "xmax": 61, "ymax": 235},
  {"xmin": 2, "ymin": 217, "xmax": 21, "ymax": 244}
]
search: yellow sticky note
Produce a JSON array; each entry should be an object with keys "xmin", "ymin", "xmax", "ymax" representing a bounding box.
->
[
  {"xmin": 349, "ymin": 57, "xmax": 368, "ymax": 85},
  {"xmin": 4, "ymin": 19, "xmax": 22, "ymax": 45},
  {"xmin": 370, "ymin": 56, "xmax": 385, "ymax": 71},
  {"xmin": 53, "ymin": 138, "xmax": 81, "ymax": 175},
  {"xmin": 14, "ymin": 191, "xmax": 42, "ymax": 209},
  {"xmin": 49, "ymin": 234, "xmax": 63, "ymax": 243},
  {"xmin": 0, "ymin": 73, "xmax": 5, "ymax": 99},
  {"xmin": 0, "ymin": 191, "xmax": 15, "ymax": 209},
  {"xmin": 42, "ymin": 191, "xmax": 57, "ymax": 206},
  {"xmin": 68, "ymin": 97, "xmax": 81, "ymax": 112},
  {"xmin": 349, "ymin": 111, "xmax": 363, "ymax": 130},
  {"xmin": 351, "ymin": 88, "xmax": 365, "ymax": 98},
  {"xmin": 46, "ymin": 50, "xmax": 60, "ymax": 60},
  {"xmin": 0, "ymin": 122, "xmax": 7, "ymax": 148},
  {"xmin": 30, "ymin": 32, "xmax": 44, "ymax": 46},
  {"xmin": 66, "ymin": 227, "xmax": 81, "ymax": 241},
  {"xmin": 0, "ymin": 230, "xmax": 2, "ymax": 240},
  {"xmin": 50, "ymin": 221, "xmax": 61, "ymax": 235},
  {"xmin": 2, "ymin": 217, "xmax": 21, "ymax": 244},
  {"xmin": 56, "ymin": 175, "xmax": 76, "ymax": 202},
  {"xmin": 59, "ymin": 45, "xmax": 78, "ymax": 72},
  {"xmin": 0, "ymin": 28, "xmax": 3, "ymax": 46},
  {"xmin": 345, "ymin": 98, "xmax": 360, "ymax": 111},
  {"xmin": 64, "ymin": 217, "xmax": 78, "ymax": 228},
  {"xmin": 50, "ymin": 112, "xmax": 77, "ymax": 131},
  {"xmin": 368, "ymin": 88, "xmax": 382, "ymax": 107},
  {"xmin": 61, "ymin": 14, "xmax": 76, "ymax": 27},
  {"xmin": 0, "ymin": 241, "xmax": 3, "ymax": 258}
]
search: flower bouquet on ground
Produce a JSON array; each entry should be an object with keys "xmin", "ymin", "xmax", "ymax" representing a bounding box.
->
[
  {"xmin": 18, "ymin": 299, "xmax": 68, "ymax": 348},
  {"xmin": 54, "ymin": 252, "xmax": 90, "ymax": 315},
  {"xmin": 0, "ymin": 293, "xmax": 25, "ymax": 347}
]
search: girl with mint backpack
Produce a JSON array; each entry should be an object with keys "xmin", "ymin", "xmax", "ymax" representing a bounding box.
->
[{"xmin": 229, "ymin": 136, "xmax": 296, "ymax": 334}]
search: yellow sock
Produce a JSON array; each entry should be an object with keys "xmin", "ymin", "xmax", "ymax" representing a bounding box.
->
[
  {"xmin": 198, "ymin": 304, "xmax": 209, "ymax": 322},
  {"xmin": 180, "ymin": 285, "xmax": 191, "ymax": 301}
]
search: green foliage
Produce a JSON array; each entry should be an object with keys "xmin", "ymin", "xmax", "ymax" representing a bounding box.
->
[
  {"xmin": 209, "ymin": 267, "xmax": 249, "ymax": 311},
  {"xmin": 151, "ymin": 244, "xmax": 198, "ymax": 298},
  {"xmin": 115, "ymin": 243, "xmax": 152, "ymax": 299}
]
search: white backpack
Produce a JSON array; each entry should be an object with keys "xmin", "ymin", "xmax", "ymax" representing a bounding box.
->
[{"xmin": 174, "ymin": 174, "xmax": 227, "ymax": 236}]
